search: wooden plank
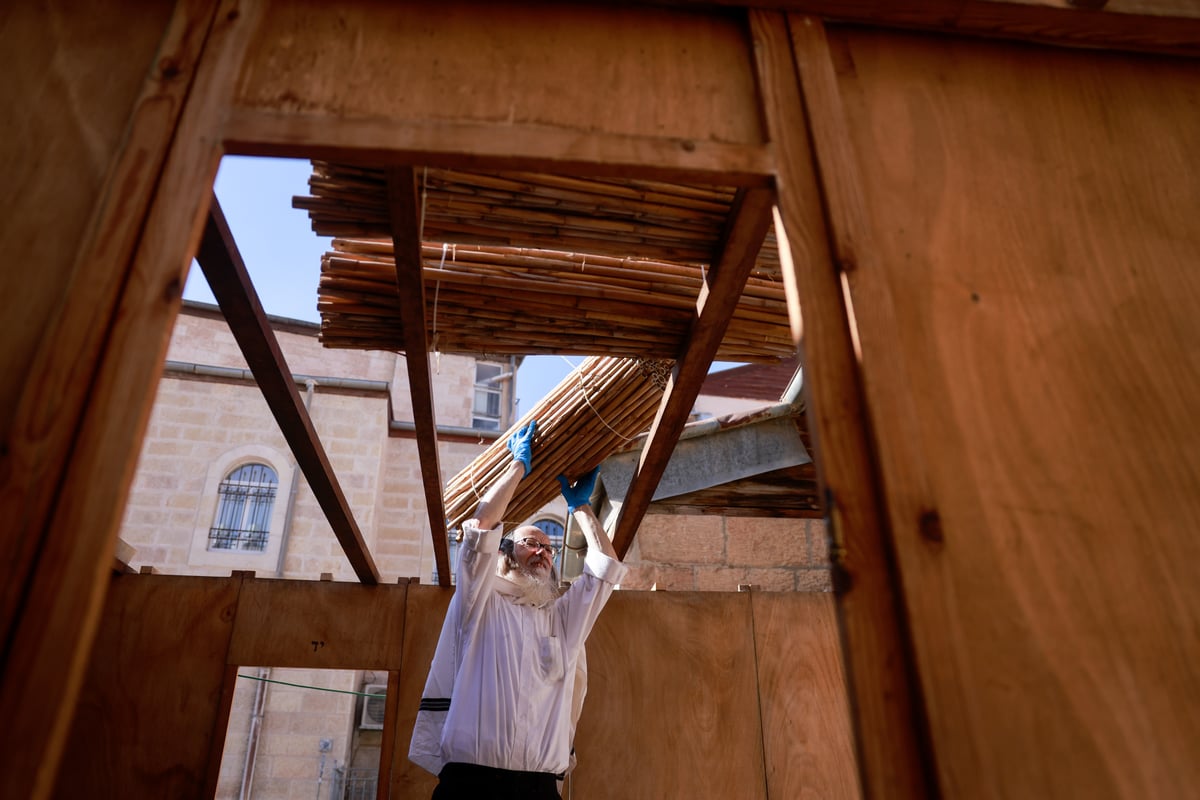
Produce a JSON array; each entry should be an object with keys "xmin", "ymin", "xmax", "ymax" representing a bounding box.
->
[
  {"xmin": 639, "ymin": 0, "xmax": 1200, "ymax": 56},
  {"xmin": 0, "ymin": 4, "xmax": 240, "ymax": 798},
  {"xmin": 203, "ymin": 664, "xmax": 241, "ymax": 800},
  {"xmin": 224, "ymin": 110, "xmax": 775, "ymax": 186},
  {"xmin": 227, "ymin": 579, "xmax": 408, "ymax": 669},
  {"xmin": 196, "ymin": 198, "xmax": 381, "ymax": 585},
  {"xmin": 752, "ymin": 592, "xmax": 861, "ymax": 800},
  {"xmin": 112, "ymin": 538, "xmax": 138, "ymax": 574},
  {"xmin": 571, "ymin": 591, "xmax": 766, "ymax": 799},
  {"xmin": 388, "ymin": 584, "xmax": 453, "ymax": 799},
  {"xmin": 386, "ymin": 167, "xmax": 451, "ymax": 586},
  {"xmin": 0, "ymin": 0, "xmax": 187, "ymax": 687},
  {"xmin": 830, "ymin": 26, "xmax": 1200, "ymax": 798},
  {"xmin": 376, "ymin": 668, "xmax": 403, "ymax": 800},
  {"xmin": 235, "ymin": 1, "xmax": 764, "ymax": 146},
  {"xmin": 748, "ymin": 10, "xmax": 934, "ymax": 799},
  {"xmin": 53, "ymin": 574, "xmax": 242, "ymax": 800},
  {"xmin": 612, "ymin": 187, "xmax": 775, "ymax": 557}
]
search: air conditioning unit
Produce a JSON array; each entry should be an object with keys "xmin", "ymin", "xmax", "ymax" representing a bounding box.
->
[{"xmin": 360, "ymin": 684, "xmax": 387, "ymax": 730}]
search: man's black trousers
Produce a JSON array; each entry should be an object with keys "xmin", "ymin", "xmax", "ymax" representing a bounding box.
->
[{"xmin": 432, "ymin": 761, "xmax": 561, "ymax": 800}]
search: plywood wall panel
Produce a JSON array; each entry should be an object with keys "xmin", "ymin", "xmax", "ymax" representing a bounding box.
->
[
  {"xmin": 234, "ymin": 0, "xmax": 764, "ymax": 147},
  {"xmin": 753, "ymin": 592, "xmax": 861, "ymax": 800},
  {"xmin": 229, "ymin": 579, "xmax": 408, "ymax": 669},
  {"xmin": 0, "ymin": 0, "xmax": 174, "ymax": 440},
  {"xmin": 0, "ymin": 4, "xmax": 227, "ymax": 797},
  {"xmin": 53, "ymin": 574, "xmax": 241, "ymax": 800},
  {"xmin": 831, "ymin": 28, "xmax": 1200, "ymax": 798},
  {"xmin": 571, "ymin": 590, "xmax": 767, "ymax": 800},
  {"xmin": 389, "ymin": 584, "xmax": 452, "ymax": 799}
]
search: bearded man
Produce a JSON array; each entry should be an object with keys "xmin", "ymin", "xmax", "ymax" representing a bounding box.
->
[{"xmin": 410, "ymin": 420, "xmax": 627, "ymax": 800}]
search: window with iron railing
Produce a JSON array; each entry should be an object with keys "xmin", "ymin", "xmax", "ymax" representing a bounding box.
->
[
  {"xmin": 331, "ymin": 766, "xmax": 377, "ymax": 800},
  {"xmin": 207, "ymin": 462, "xmax": 278, "ymax": 551}
]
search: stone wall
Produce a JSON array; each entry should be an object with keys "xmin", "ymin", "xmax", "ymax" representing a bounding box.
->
[{"xmin": 619, "ymin": 514, "xmax": 832, "ymax": 592}]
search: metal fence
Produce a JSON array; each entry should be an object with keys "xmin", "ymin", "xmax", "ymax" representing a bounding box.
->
[{"xmin": 330, "ymin": 766, "xmax": 378, "ymax": 800}]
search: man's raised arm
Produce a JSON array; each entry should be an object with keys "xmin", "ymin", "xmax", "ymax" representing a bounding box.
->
[
  {"xmin": 467, "ymin": 420, "xmax": 536, "ymax": 531},
  {"xmin": 557, "ymin": 467, "xmax": 617, "ymax": 560}
]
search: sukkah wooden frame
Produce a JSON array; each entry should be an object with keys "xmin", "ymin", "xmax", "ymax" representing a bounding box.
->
[{"xmin": 297, "ymin": 162, "xmax": 797, "ymax": 550}]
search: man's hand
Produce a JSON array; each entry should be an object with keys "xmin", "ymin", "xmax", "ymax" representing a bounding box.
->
[
  {"xmin": 557, "ymin": 466, "xmax": 600, "ymax": 512},
  {"xmin": 506, "ymin": 420, "xmax": 537, "ymax": 477}
]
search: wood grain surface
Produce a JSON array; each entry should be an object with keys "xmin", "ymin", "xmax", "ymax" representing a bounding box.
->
[
  {"xmin": 54, "ymin": 575, "xmax": 241, "ymax": 800},
  {"xmin": 753, "ymin": 592, "xmax": 861, "ymax": 800},
  {"xmin": 832, "ymin": 26, "xmax": 1200, "ymax": 798},
  {"xmin": 572, "ymin": 590, "xmax": 767, "ymax": 800}
]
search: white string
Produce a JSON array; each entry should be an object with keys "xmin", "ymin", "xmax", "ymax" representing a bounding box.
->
[
  {"xmin": 467, "ymin": 462, "xmax": 483, "ymax": 503},
  {"xmin": 432, "ymin": 243, "xmax": 446, "ymax": 341}
]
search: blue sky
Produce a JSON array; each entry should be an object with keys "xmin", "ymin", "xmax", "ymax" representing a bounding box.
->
[{"xmin": 186, "ymin": 156, "xmax": 732, "ymax": 415}]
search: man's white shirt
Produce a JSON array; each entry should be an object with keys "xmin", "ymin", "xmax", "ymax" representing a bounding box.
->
[{"xmin": 409, "ymin": 521, "xmax": 627, "ymax": 776}]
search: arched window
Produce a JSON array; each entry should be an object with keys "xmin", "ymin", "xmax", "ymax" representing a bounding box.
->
[
  {"xmin": 531, "ymin": 517, "xmax": 565, "ymax": 553},
  {"xmin": 208, "ymin": 462, "xmax": 278, "ymax": 551}
]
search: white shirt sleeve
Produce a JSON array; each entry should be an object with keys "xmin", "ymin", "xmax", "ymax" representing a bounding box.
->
[
  {"xmin": 457, "ymin": 521, "xmax": 502, "ymax": 620},
  {"xmin": 553, "ymin": 549, "xmax": 628, "ymax": 654}
]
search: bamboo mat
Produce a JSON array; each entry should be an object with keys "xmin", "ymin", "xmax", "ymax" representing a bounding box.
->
[
  {"xmin": 295, "ymin": 162, "xmax": 776, "ymax": 266},
  {"xmin": 443, "ymin": 356, "xmax": 671, "ymax": 532},
  {"xmin": 295, "ymin": 161, "xmax": 791, "ymax": 360},
  {"xmin": 315, "ymin": 237, "xmax": 794, "ymax": 362}
]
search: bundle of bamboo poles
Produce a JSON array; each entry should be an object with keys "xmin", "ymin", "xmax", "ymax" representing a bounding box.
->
[
  {"xmin": 442, "ymin": 356, "xmax": 671, "ymax": 532},
  {"xmin": 316, "ymin": 238, "xmax": 795, "ymax": 362},
  {"xmin": 294, "ymin": 162, "xmax": 746, "ymax": 265}
]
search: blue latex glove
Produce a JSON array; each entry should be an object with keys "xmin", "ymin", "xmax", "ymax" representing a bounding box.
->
[
  {"xmin": 557, "ymin": 466, "xmax": 600, "ymax": 512},
  {"xmin": 506, "ymin": 420, "xmax": 537, "ymax": 477}
]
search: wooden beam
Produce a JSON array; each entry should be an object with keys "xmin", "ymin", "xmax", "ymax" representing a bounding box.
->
[
  {"xmin": 377, "ymin": 669, "xmax": 403, "ymax": 800},
  {"xmin": 228, "ymin": 578, "xmax": 408, "ymax": 669},
  {"xmin": 0, "ymin": 3, "xmax": 257, "ymax": 798},
  {"xmin": 385, "ymin": 167, "xmax": 451, "ymax": 586},
  {"xmin": 749, "ymin": 9, "xmax": 934, "ymax": 798},
  {"xmin": 224, "ymin": 111, "xmax": 775, "ymax": 187},
  {"xmin": 196, "ymin": 197, "xmax": 380, "ymax": 585},
  {"xmin": 229, "ymin": 1, "xmax": 771, "ymax": 180},
  {"xmin": 648, "ymin": 0, "xmax": 1200, "ymax": 57},
  {"xmin": 611, "ymin": 187, "xmax": 775, "ymax": 558}
]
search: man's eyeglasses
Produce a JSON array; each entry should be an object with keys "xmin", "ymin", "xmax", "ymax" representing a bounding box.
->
[{"xmin": 515, "ymin": 537, "xmax": 560, "ymax": 557}]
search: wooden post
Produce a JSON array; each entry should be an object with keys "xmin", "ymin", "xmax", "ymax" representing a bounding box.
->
[
  {"xmin": 748, "ymin": 10, "xmax": 934, "ymax": 798},
  {"xmin": 0, "ymin": 3, "xmax": 260, "ymax": 798}
]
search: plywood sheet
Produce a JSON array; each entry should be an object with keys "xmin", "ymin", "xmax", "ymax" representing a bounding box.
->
[
  {"xmin": 753, "ymin": 592, "xmax": 861, "ymax": 800},
  {"xmin": 833, "ymin": 27, "xmax": 1200, "ymax": 798},
  {"xmin": 0, "ymin": 5, "xmax": 228, "ymax": 797},
  {"xmin": 571, "ymin": 591, "xmax": 767, "ymax": 800},
  {"xmin": 234, "ymin": 0, "xmax": 763, "ymax": 146},
  {"xmin": 53, "ymin": 574, "xmax": 241, "ymax": 800},
  {"xmin": 228, "ymin": 578, "xmax": 407, "ymax": 669},
  {"xmin": 389, "ymin": 584, "xmax": 453, "ymax": 798},
  {"xmin": 0, "ymin": 1, "xmax": 174, "ymax": 440}
]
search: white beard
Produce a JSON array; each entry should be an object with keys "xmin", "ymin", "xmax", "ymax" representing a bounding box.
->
[{"xmin": 498, "ymin": 560, "xmax": 559, "ymax": 608}]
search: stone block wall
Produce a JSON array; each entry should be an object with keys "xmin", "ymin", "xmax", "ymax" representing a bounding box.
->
[
  {"xmin": 216, "ymin": 668, "xmax": 358, "ymax": 800},
  {"xmin": 619, "ymin": 514, "xmax": 832, "ymax": 592}
]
